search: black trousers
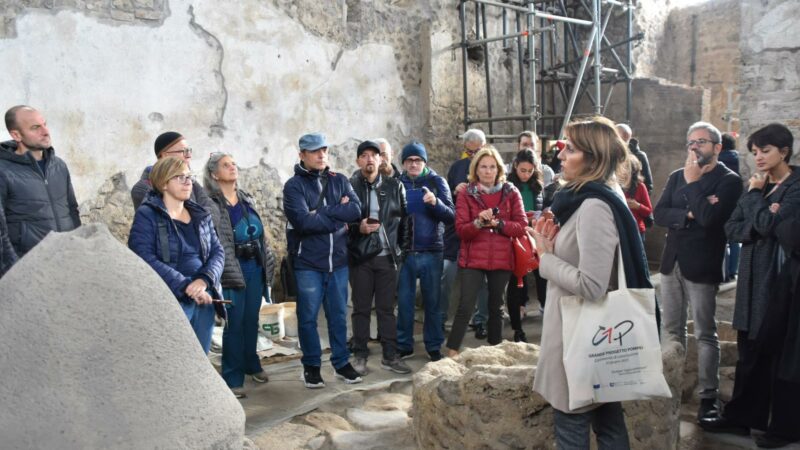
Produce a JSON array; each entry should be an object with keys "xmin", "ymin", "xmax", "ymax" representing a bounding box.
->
[
  {"xmin": 724, "ymin": 331, "xmax": 800, "ymax": 440},
  {"xmin": 349, "ymin": 255, "xmax": 399, "ymax": 359},
  {"xmin": 506, "ymin": 273, "xmax": 528, "ymax": 331},
  {"xmin": 447, "ymin": 268, "xmax": 510, "ymax": 350}
]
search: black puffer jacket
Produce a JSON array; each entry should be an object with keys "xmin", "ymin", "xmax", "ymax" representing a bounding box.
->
[
  {"xmin": 0, "ymin": 196, "xmax": 18, "ymax": 278},
  {"xmin": 0, "ymin": 141, "xmax": 81, "ymax": 256},
  {"xmin": 348, "ymin": 172, "xmax": 411, "ymax": 266},
  {"xmin": 207, "ymin": 188, "xmax": 277, "ymax": 288}
]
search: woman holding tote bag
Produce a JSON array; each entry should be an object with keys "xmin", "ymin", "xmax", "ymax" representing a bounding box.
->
[{"xmin": 530, "ymin": 117, "xmax": 653, "ymax": 449}]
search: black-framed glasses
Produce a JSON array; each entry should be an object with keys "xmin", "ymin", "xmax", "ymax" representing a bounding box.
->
[
  {"xmin": 163, "ymin": 147, "xmax": 193, "ymax": 157},
  {"xmin": 170, "ymin": 174, "xmax": 196, "ymax": 185},
  {"xmin": 686, "ymin": 139, "xmax": 716, "ymax": 148},
  {"xmin": 405, "ymin": 158, "xmax": 425, "ymax": 165}
]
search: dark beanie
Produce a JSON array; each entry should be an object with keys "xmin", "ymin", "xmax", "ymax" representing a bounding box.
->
[
  {"xmin": 357, "ymin": 140, "xmax": 381, "ymax": 157},
  {"xmin": 154, "ymin": 131, "xmax": 184, "ymax": 157},
  {"xmin": 401, "ymin": 141, "xmax": 427, "ymax": 163}
]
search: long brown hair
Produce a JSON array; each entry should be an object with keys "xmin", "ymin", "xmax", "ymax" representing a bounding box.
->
[{"xmin": 563, "ymin": 116, "xmax": 628, "ymax": 191}]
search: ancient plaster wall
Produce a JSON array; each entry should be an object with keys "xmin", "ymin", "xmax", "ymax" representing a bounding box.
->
[
  {"xmin": 738, "ymin": 0, "xmax": 800, "ymax": 173},
  {"xmin": 0, "ymin": 1, "xmax": 489, "ymax": 210}
]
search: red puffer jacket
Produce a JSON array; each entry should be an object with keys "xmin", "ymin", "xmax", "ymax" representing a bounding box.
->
[{"xmin": 456, "ymin": 182, "xmax": 527, "ymax": 271}]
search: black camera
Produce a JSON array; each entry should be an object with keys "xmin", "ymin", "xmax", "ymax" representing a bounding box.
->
[{"xmin": 235, "ymin": 240, "xmax": 260, "ymax": 260}]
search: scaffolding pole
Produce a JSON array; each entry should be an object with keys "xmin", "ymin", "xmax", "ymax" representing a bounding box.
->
[{"xmin": 454, "ymin": 0, "xmax": 643, "ymax": 141}]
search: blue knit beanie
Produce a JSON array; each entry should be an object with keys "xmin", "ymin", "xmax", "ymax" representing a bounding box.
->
[{"xmin": 401, "ymin": 141, "xmax": 428, "ymax": 163}]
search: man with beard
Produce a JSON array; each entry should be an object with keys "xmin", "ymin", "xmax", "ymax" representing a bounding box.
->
[
  {"xmin": 131, "ymin": 131, "xmax": 214, "ymax": 213},
  {"xmin": 0, "ymin": 105, "xmax": 80, "ymax": 256},
  {"xmin": 347, "ymin": 140, "xmax": 411, "ymax": 375},
  {"xmin": 654, "ymin": 121, "xmax": 742, "ymax": 422}
]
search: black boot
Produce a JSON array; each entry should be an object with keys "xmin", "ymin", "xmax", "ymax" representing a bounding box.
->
[{"xmin": 513, "ymin": 330, "xmax": 528, "ymax": 343}]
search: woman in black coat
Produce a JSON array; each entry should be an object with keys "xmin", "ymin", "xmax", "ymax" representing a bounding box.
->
[
  {"xmin": 704, "ymin": 124, "xmax": 800, "ymax": 448},
  {"xmin": 205, "ymin": 153, "xmax": 276, "ymax": 398}
]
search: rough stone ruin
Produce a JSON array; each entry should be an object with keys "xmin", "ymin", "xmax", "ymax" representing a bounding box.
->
[
  {"xmin": 412, "ymin": 341, "xmax": 685, "ymax": 449},
  {"xmin": 0, "ymin": 225, "xmax": 245, "ymax": 449}
]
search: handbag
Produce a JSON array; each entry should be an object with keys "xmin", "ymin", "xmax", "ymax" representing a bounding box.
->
[
  {"xmin": 560, "ymin": 249, "xmax": 671, "ymax": 410},
  {"xmin": 512, "ymin": 233, "xmax": 540, "ymax": 287}
]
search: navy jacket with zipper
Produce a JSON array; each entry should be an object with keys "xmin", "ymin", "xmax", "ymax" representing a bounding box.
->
[
  {"xmin": 128, "ymin": 191, "xmax": 225, "ymax": 303},
  {"xmin": 283, "ymin": 163, "xmax": 361, "ymax": 272},
  {"xmin": 399, "ymin": 168, "xmax": 455, "ymax": 252},
  {"xmin": 0, "ymin": 140, "xmax": 81, "ymax": 256}
]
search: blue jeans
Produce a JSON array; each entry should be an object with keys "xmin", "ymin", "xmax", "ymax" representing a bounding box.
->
[
  {"xmin": 221, "ymin": 260, "xmax": 266, "ymax": 388},
  {"xmin": 553, "ymin": 402, "xmax": 630, "ymax": 449},
  {"xmin": 180, "ymin": 299, "xmax": 216, "ymax": 354},
  {"xmin": 397, "ymin": 252, "xmax": 444, "ymax": 353},
  {"xmin": 295, "ymin": 266, "xmax": 350, "ymax": 369}
]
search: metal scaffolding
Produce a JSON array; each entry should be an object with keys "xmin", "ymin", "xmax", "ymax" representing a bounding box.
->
[{"xmin": 455, "ymin": 0, "xmax": 643, "ymax": 141}]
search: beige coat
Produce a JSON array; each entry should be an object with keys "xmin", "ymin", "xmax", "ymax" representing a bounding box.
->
[{"xmin": 533, "ymin": 198, "xmax": 620, "ymax": 413}]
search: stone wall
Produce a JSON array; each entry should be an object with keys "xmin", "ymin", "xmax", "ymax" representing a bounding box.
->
[
  {"xmin": 0, "ymin": 0, "xmax": 497, "ymax": 204},
  {"xmin": 653, "ymin": 0, "xmax": 741, "ymax": 134},
  {"xmin": 738, "ymin": 0, "xmax": 800, "ymax": 174}
]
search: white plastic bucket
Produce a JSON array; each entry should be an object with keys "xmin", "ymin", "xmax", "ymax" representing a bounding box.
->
[{"xmin": 259, "ymin": 303, "xmax": 285, "ymax": 339}]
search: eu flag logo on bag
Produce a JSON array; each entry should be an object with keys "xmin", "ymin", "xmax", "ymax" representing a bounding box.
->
[{"xmin": 591, "ymin": 320, "xmax": 634, "ymax": 346}]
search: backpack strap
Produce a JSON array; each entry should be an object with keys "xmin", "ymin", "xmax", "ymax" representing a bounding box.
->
[{"xmin": 157, "ymin": 216, "xmax": 171, "ymax": 264}]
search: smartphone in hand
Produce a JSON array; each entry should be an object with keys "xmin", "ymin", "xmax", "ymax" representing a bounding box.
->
[{"xmin": 366, "ymin": 217, "xmax": 380, "ymax": 225}]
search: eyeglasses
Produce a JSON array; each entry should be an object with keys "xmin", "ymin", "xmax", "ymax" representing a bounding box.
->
[
  {"xmin": 686, "ymin": 139, "xmax": 716, "ymax": 148},
  {"xmin": 170, "ymin": 174, "xmax": 196, "ymax": 185},
  {"xmin": 405, "ymin": 158, "xmax": 425, "ymax": 165},
  {"xmin": 163, "ymin": 147, "xmax": 193, "ymax": 157}
]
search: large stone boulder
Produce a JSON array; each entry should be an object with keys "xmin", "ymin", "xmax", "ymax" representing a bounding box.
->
[
  {"xmin": 0, "ymin": 225, "xmax": 245, "ymax": 449},
  {"xmin": 413, "ymin": 341, "xmax": 685, "ymax": 449}
]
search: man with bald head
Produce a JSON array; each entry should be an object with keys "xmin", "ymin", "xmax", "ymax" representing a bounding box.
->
[
  {"xmin": 130, "ymin": 131, "xmax": 213, "ymax": 212},
  {"xmin": 0, "ymin": 105, "xmax": 81, "ymax": 256}
]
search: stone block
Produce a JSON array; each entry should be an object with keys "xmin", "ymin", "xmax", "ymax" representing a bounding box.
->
[
  {"xmin": 413, "ymin": 341, "xmax": 684, "ymax": 449},
  {"xmin": 0, "ymin": 225, "xmax": 245, "ymax": 449}
]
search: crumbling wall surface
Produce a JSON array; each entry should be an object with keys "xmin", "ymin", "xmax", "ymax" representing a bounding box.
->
[
  {"xmin": 0, "ymin": 0, "xmax": 477, "ymax": 204},
  {"xmin": 652, "ymin": 0, "xmax": 741, "ymax": 133},
  {"xmin": 0, "ymin": 224, "xmax": 245, "ymax": 449},
  {"xmin": 412, "ymin": 340, "xmax": 684, "ymax": 449},
  {"xmin": 738, "ymin": 0, "xmax": 800, "ymax": 172}
]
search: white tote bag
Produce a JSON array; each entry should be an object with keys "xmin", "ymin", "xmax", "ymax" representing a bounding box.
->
[{"xmin": 560, "ymin": 249, "xmax": 671, "ymax": 411}]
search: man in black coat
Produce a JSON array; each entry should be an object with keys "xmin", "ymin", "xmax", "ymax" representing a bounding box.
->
[
  {"xmin": 654, "ymin": 121, "xmax": 742, "ymax": 422},
  {"xmin": 0, "ymin": 196, "xmax": 17, "ymax": 278},
  {"xmin": 0, "ymin": 105, "xmax": 81, "ymax": 256},
  {"xmin": 348, "ymin": 140, "xmax": 411, "ymax": 376},
  {"xmin": 130, "ymin": 131, "xmax": 214, "ymax": 213}
]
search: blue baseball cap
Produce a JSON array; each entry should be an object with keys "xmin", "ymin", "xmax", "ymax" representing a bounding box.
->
[{"xmin": 299, "ymin": 133, "xmax": 329, "ymax": 151}]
